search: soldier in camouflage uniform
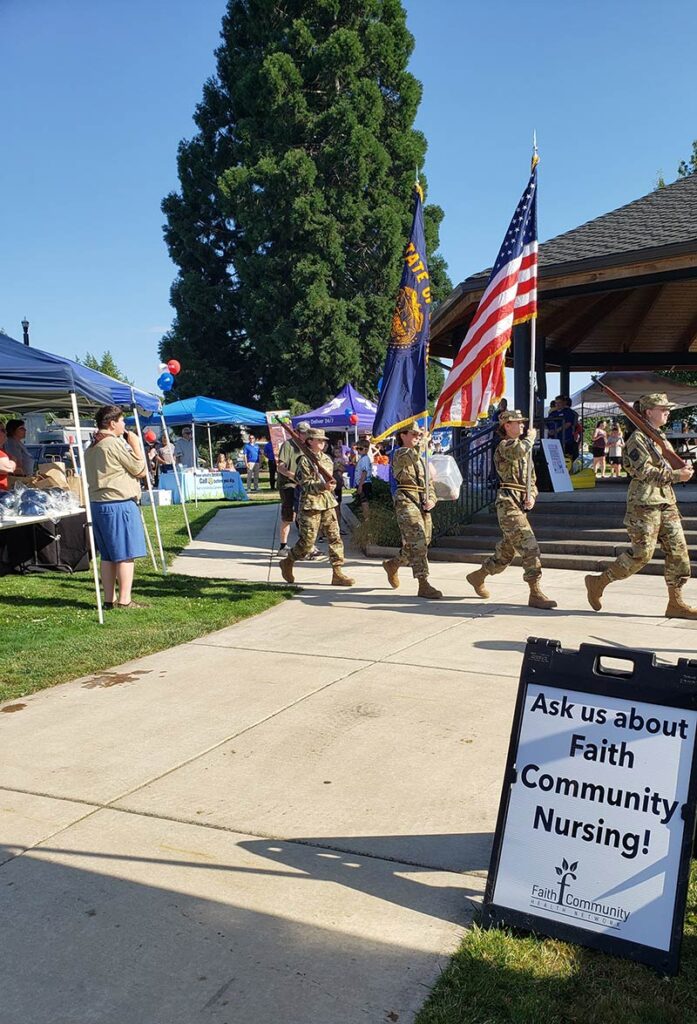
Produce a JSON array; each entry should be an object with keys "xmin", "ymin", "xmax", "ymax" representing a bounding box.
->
[
  {"xmin": 585, "ymin": 393, "xmax": 696, "ymax": 617},
  {"xmin": 279, "ymin": 429, "xmax": 354, "ymax": 587},
  {"xmin": 382, "ymin": 421, "xmax": 442, "ymax": 599},
  {"xmin": 466, "ymin": 410, "xmax": 557, "ymax": 609}
]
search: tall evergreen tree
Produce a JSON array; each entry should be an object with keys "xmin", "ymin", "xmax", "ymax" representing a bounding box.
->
[
  {"xmin": 161, "ymin": 0, "xmax": 450, "ymax": 408},
  {"xmin": 77, "ymin": 350, "xmax": 132, "ymax": 384}
]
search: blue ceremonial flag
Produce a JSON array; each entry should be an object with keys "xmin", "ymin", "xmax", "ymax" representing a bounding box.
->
[{"xmin": 372, "ymin": 184, "xmax": 431, "ymax": 441}]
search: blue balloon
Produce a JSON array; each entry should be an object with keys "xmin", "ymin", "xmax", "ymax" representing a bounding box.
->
[{"xmin": 157, "ymin": 372, "xmax": 174, "ymax": 392}]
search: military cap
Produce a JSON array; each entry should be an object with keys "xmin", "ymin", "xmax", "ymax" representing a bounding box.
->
[
  {"xmin": 499, "ymin": 409, "xmax": 528, "ymax": 424},
  {"xmin": 296, "ymin": 420, "xmax": 312, "ymax": 432},
  {"xmin": 398, "ymin": 420, "xmax": 424, "ymax": 435},
  {"xmin": 305, "ymin": 427, "xmax": 329, "ymax": 441},
  {"xmin": 637, "ymin": 393, "xmax": 677, "ymax": 412}
]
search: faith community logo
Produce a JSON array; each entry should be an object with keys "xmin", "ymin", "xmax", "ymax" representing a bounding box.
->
[{"xmin": 529, "ymin": 857, "xmax": 631, "ymax": 929}]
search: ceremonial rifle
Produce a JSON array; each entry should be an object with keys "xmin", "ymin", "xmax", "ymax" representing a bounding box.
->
[
  {"xmin": 592, "ymin": 376, "xmax": 687, "ymax": 470},
  {"xmin": 272, "ymin": 417, "xmax": 335, "ymax": 485}
]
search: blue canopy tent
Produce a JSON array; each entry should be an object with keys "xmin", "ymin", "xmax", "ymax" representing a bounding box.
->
[
  {"xmin": 0, "ymin": 332, "xmax": 159, "ymax": 415},
  {"xmin": 0, "ymin": 333, "xmax": 164, "ymax": 623},
  {"xmin": 290, "ymin": 384, "xmax": 377, "ymax": 435},
  {"xmin": 132, "ymin": 394, "xmax": 267, "ymax": 468}
]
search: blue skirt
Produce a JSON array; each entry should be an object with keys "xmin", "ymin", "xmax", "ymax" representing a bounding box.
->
[{"xmin": 91, "ymin": 499, "xmax": 147, "ymax": 562}]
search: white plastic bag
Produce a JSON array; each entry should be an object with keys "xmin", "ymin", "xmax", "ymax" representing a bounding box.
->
[{"xmin": 428, "ymin": 454, "xmax": 462, "ymax": 501}]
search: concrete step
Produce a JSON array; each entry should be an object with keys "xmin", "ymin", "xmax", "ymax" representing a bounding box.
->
[
  {"xmin": 437, "ymin": 535, "xmax": 697, "ymax": 559},
  {"xmin": 465, "ymin": 512, "xmax": 697, "ymax": 531},
  {"xmin": 427, "ymin": 547, "xmax": 669, "ymax": 575},
  {"xmin": 443, "ymin": 527, "xmax": 697, "ymax": 545}
]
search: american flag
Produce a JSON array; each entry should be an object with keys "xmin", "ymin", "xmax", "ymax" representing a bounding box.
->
[{"xmin": 433, "ymin": 164, "xmax": 538, "ymax": 428}]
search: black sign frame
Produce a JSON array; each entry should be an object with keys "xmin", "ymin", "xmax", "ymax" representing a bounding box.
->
[{"xmin": 482, "ymin": 638, "xmax": 697, "ymax": 975}]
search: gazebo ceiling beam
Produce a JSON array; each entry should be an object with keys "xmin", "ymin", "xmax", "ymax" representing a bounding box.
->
[
  {"xmin": 539, "ymin": 301, "xmax": 583, "ymax": 338},
  {"xmin": 680, "ymin": 310, "xmax": 697, "ymax": 351},
  {"xmin": 553, "ymin": 291, "xmax": 633, "ymax": 352},
  {"xmin": 621, "ymin": 284, "xmax": 664, "ymax": 352},
  {"xmin": 546, "ymin": 350, "xmax": 697, "ymax": 369}
]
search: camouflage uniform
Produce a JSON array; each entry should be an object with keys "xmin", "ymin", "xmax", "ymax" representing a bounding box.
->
[
  {"xmin": 603, "ymin": 430, "xmax": 689, "ymax": 586},
  {"xmin": 392, "ymin": 446, "xmax": 435, "ymax": 579},
  {"xmin": 483, "ymin": 434, "xmax": 542, "ymax": 581},
  {"xmin": 287, "ymin": 451, "xmax": 345, "ymax": 568}
]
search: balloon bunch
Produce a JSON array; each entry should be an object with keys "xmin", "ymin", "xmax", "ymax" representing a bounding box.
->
[
  {"xmin": 348, "ymin": 408, "xmax": 358, "ymax": 425},
  {"xmin": 157, "ymin": 359, "xmax": 181, "ymax": 393}
]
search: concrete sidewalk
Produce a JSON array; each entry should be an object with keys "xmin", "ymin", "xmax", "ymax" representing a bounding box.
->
[{"xmin": 4, "ymin": 502, "xmax": 697, "ymax": 1023}]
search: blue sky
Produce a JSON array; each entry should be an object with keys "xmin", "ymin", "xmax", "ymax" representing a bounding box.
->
[{"xmin": 2, "ymin": 0, "xmax": 696, "ymax": 400}]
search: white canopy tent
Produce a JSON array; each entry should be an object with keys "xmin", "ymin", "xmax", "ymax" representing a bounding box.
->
[{"xmin": 570, "ymin": 372, "xmax": 697, "ymax": 416}]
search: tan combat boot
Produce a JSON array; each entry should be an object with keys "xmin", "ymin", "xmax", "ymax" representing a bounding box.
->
[
  {"xmin": 666, "ymin": 585, "xmax": 697, "ymax": 620},
  {"xmin": 585, "ymin": 570, "xmax": 612, "ymax": 611},
  {"xmin": 466, "ymin": 566, "xmax": 490, "ymax": 599},
  {"xmin": 382, "ymin": 558, "xmax": 401, "ymax": 589},
  {"xmin": 331, "ymin": 567, "xmax": 355, "ymax": 587},
  {"xmin": 527, "ymin": 580, "xmax": 557, "ymax": 610},
  {"xmin": 417, "ymin": 578, "xmax": 443, "ymax": 599},
  {"xmin": 279, "ymin": 555, "xmax": 295, "ymax": 584}
]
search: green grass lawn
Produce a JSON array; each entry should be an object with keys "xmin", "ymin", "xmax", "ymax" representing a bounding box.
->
[
  {"xmin": 416, "ymin": 865, "xmax": 697, "ymax": 1024},
  {"xmin": 0, "ymin": 499, "xmax": 292, "ymax": 702}
]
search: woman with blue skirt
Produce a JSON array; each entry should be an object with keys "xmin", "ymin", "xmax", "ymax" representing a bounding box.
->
[{"xmin": 84, "ymin": 405, "xmax": 148, "ymax": 609}]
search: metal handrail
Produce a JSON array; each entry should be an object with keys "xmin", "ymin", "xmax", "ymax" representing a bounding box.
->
[{"xmin": 447, "ymin": 421, "xmax": 499, "ymax": 524}]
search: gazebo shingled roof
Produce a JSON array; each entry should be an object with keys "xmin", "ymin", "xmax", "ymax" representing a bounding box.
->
[{"xmin": 431, "ymin": 174, "xmax": 697, "ymax": 371}]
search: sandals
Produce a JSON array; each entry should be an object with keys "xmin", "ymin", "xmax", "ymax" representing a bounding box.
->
[{"xmin": 116, "ymin": 600, "xmax": 149, "ymax": 610}]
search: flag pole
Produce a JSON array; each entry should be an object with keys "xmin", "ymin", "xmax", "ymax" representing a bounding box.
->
[
  {"xmin": 526, "ymin": 132, "xmax": 539, "ymax": 504},
  {"xmin": 416, "ymin": 167, "xmax": 432, "ymax": 509}
]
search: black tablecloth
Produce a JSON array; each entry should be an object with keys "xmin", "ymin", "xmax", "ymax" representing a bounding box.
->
[{"xmin": 0, "ymin": 513, "xmax": 89, "ymax": 575}]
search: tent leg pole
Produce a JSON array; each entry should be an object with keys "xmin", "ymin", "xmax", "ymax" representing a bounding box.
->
[
  {"xmin": 192, "ymin": 422, "xmax": 198, "ymax": 507},
  {"xmin": 70, "ymin": 392, "xmax": 104, "ymax": 625},
  {"xmin": 140, "ymin": 507, "xmax": 158, "ymax": 569},
  {"xmin": 161, "ymin": 413, "xmax": 192, "ymax": 541},
  {"xmin": 132, "ymin": 397, "xmax": 168, "ymax": 575},
  {"xmin": 207, "ymin": 424, "xmax": 213, "ymax": 468}
]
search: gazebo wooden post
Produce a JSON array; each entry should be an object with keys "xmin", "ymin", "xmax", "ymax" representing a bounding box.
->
[
  {"xmin": 559, "ymin": 361, "xmax": 571, "ymax": 400},
  {"xmin": 513, "ymin": 321, "xmax": 532, "ymax": 416}
]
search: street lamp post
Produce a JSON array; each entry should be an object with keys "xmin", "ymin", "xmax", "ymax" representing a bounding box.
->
[{"xmin": 21, "ymin": 318, "xmax": 29, "ymax": 346}]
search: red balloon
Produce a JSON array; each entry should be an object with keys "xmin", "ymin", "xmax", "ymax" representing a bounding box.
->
[
  {"xmin": 144, "ymin": 429, "xmax": 157, "ymax": 443},
  {"xmin": 167, "ymin": 359, "xmax": 181, "ymax": 376},
  {"xmin": 349, "ymin": 413, "xmax": 358, "ymax": 425}
]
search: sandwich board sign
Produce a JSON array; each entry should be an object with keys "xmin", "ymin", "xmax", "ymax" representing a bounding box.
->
[
  {"xmin": 540, "ymin": 438, "xmax": 573, "ymax": 492},
  {"xmin": 483, "ymin": 639, "xmax": 697, "ymax": 974}
]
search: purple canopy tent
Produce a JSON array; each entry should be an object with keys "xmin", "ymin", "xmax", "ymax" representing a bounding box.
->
[{"xmin": 291, "ymin": 384, "xmax": 377, "ymax": 434}]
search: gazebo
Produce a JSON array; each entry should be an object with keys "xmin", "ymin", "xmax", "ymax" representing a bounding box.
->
[{"xmin": 430, "ymin": 174, "xmax": 697, "ymax": 417}]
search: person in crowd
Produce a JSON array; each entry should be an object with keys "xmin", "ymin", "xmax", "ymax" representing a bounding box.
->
[
  {"xmin": 215, "ymin": 452, "xmax": 227, "ymax": 471},
  {"xmin": 585, "ymin": 393, "xmax": 697, "ymax": 618},
  {"xmin": 243, "ymin": 433, "xmax": 261, "ymax": 492},
  {"xmin": 0, "ymin": 423, "xmax": 17, "ymax": 490},
  {"xmin": 279, "ymin": 428, "xmax": 354, "ymax": 587},
  {"xmin": 545, "ymin": 399, "xmax": 558, "ymax": 438},
  {"xmin": 263, "ymin": 438, "xmax": 276, "ymax": 490},
  {"xmin": 375, "ymin": 445, "xmax": 390, "ymax": 465},
  {"xmin": 157, "ymin": 430, "xmax": 176, "ymax": 470},
  {"xmin": 4, "ymin": 419, "xmax": 34, "ymax": 476},
  {"xmin": 382, "ymin": 421, "xmax": 442, "ymax": 600},
  {"xmin": 492, "ymin": 397, "xmax": 508, "ymax": 424},
  {"xmin": 332, "ymin": 441, "xmax": 347, "ymax": 527},
  {"xmin": 174, "ymin": 427, "xmax": 198, "ymax": 468},
  {"xmin": 466, "ymin": 410, "xmax": 557, "ymax": 609},
  {"xmin": 591, "ymin": 419, "xmax": 608, "ymax": 477},
  {"xmin": 606, "ymin": 421, "xmax": 625, "ymax": 478},
  {"xmin": 277, "ymin": 421, "xmax": 311, "ymax": 555},
  {"xmin": 225, "ymin": 454, "xmax": 236, "ymax": 471},
  {"xmin": 556, "ymin": 396, "xmax": 580, "ymax": 461},
  {"xmin": 144, "ymin": 432, "xmax": 160, "ymax": 486},
  {"xmin": 83, "ymin": 405, "xmax": 148, "ymax": 610},
  {"xmin": 354, "ymin": 440, "xmax": 374, "ymax": 520}
]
